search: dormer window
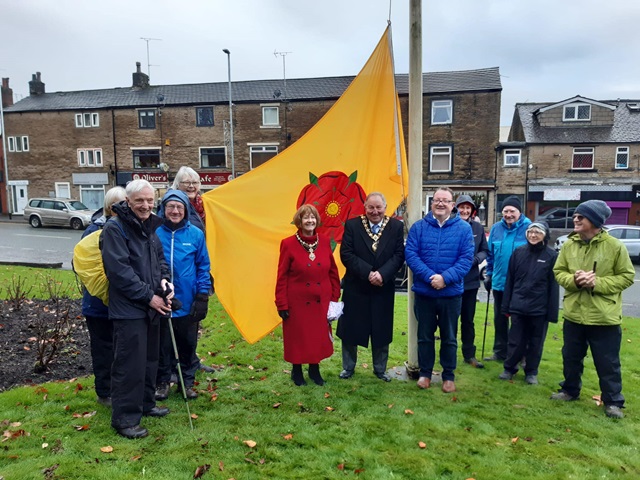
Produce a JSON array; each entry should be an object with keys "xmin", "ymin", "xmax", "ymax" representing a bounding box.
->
[{"xmin": 563, "ymin": 103, "xmax": 591, "ymax": 121}]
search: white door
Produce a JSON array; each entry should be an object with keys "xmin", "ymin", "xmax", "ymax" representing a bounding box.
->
[{"xmin": 12, "ymin": 184, "xmax": 28, "ymax": 214}]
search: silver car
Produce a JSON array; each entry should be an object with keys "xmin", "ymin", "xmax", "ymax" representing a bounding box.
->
[
  {"xmin": 554, "ymin": 225, "xmax": 640, "ymax": 262},
  {"xmin": 24, "ymin": 198, "xmax": 94, "ymax": 230}
]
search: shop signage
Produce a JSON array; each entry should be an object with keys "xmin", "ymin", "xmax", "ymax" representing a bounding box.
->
[
  {"xmin": 132, "ymin": 172, "xmax": 168, "ymax": 183},
  {"xmin": 200, "ymin": 172, "xmax": 233, "ymax": 185},
  {"xmin": 543, "ymin": 188, "xmax": 581, "ymax": 201}
]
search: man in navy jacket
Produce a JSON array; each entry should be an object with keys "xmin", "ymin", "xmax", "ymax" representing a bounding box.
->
[{"xmin": 405, "ymin": 187, "xmax": 474, "ymax": 393}]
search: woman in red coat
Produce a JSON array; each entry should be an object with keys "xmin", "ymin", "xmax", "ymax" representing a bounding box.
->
[{"xmin": 275, "ymin": 204, "xmax": 341, "ymax": 386}]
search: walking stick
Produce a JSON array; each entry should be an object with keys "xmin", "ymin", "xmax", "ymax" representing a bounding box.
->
[
  {"xmin": 480, "ymin": 288, "xmax": 491, "ymax": 361},
  {"xmin": 167, "ymin": 312, "xmax": 194, "ymax": 431}
]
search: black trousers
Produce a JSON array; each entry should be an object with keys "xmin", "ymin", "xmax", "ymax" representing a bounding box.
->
[
  {"xmin": 560, "ymin": 320, "xmax": 624, "ymax": 407},
  {"xmin": 111, "ymin": 317, "xmax": 160, "ymax": 429},
  {"xmin": 459, "ymin": 288, "xmax": 479, "ymax": 360},
  {"xmin": 504, "ymin": 314, "xmax": 548, "ymax": 376},
  {"xmin": 157, "ymin": 315, "xmax": 199, "ymax": 388},
  {"xmin": 341, "ymin": 342, "xmax": 389, "ymax": 375},
  {"xmin": 85, "ymin": 315, "xmax": 113, "ymax": 399},
  {"xmin": 491, "ymin": 290, "xmax": 509, "ymax": 360}
]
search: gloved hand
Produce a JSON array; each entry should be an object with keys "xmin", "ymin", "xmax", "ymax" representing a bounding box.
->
[
  {"xmin": 278, "ymin": 310, "xmax": 289, "ymax": 321},
  {"xmin": 483, "ymin": 275, "xmax": 492, "ymax": 292},
  {"xmin": 190, "ymin": 293, "xmax": 209, "ymax": 322}
]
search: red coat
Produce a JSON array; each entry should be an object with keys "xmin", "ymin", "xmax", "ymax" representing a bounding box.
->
[{"xmin": 275, "ymin": 232, "xmax": 341, "ymax": 364}]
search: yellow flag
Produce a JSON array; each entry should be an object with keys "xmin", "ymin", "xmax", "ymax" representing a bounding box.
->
[{"xmin": 203, "ymin": 27, "xmax": 408, "ymax": 343}]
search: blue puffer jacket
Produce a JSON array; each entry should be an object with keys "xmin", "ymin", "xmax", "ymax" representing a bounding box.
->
[
  {"xmin": 156, "ymin": 190, "xmax": 211, "ymax": 317},
  {"xmin": 485, "ymin": 214, "xmax": 531, "ymax": 292},
  {"xmin": 81, "ymin": 209, "xmax": 108, "ymax": 317},
  {"xmin": 405, "ymin": 213, "xmax": 474, "ymax": 298}
]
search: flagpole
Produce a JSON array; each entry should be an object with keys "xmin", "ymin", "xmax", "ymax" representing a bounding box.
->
[{"xmin": 405, "ymin": 0, "xmax": 423, "ymax": 378}]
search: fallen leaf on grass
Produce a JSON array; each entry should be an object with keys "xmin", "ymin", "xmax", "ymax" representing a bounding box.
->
[
  {"xmin": 74, "ymin": 384, "xmax": 83, "ymax": 394},
  {"xmin": 451, "ymin": 396, "xmax": 459, "ymax": 402},
  {"xmin": 272, "ymin": 402, "xmax": 282, "ymax": 408},
  {"xmin": 72, "ymin": 411, "xmax": 96, "ymax": 418},
  {"xmin": 404, "ymin": 409, "xmax": 414, "ymax": 415},
  {"xmin": 2, "ymin": 429, "xmax": 30, "ymax": 442},
  {"xmin": 337, "ymin": 464, "xmax": 345, "ymax": 471},
  {"xmin": 282, "ymin": 434, "xmax": 293, "ymax": 440},
  {"xmin": 68, "ymin": 378, "xmax": 77, "ymax": 383},
  {"xmin": 191, "ymin": 414, "xmax": 198, "ymax": 419},
  {"xmin": 193, "ymin": 464, "xmax": 210, "ymax": 478},
  {"xmin": 324, "ymin": 392, "xmax": 331, "ymax": 398},
  {"xmin": 73, "ymin": 425, "xmax": 90, "ymax": 431},
  {"xmin": 42, "ymin": 443, "xmax": 48, "ymax": 448},
  {"xmin": 9, "ymin": 422, "xmax": 21, "ymax": 427},
  {"xmin": 324, "ymin": 406, "xmax": 334, "ymax": 412},
  {"xmin": 131, "ymin": 455, "xmax": 142, "ymax": 461},
  {"xmin": 548, "ymin": 438, "xmax": 560, "ymax": 444},
  {"xmin": 100, "ymin": 446, "xmax": 113, "ymax": 453},
  {"xmin": 244, "ymin": 440, "xmax": 257, "ymax": 448},
  {"xmin": 418, "ymin": 441, "xmax": 427, "ymax": 449},
  {"xmin": 388, "ymin": 404, "xmax": 394, "ymax": 409},
  {"xmin": 210, "ymin": 394, "xmax": 219, "ymax": 402},
  {"xmin": 218, "ymin": 461, "xmax": 224, "ymax": 471},
  {"xmin": 511, "ymin": 437, "xmax": 519, "ymax": 444},
  {"xmin": 354, "ymin": 468, "xmax": 365, "ymax": 474},
  {"xmin": 592, "ymin": 395, "xmax": 603, "ymax": 406}
]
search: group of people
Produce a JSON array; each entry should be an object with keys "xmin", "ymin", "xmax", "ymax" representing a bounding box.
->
[
  {"xmin": 81, "ymin": 167, "xmax": 213, "ymax": 439},
  {"xmin": 276, "ymin": 189, "xmax": 632, "ymax": 420}
]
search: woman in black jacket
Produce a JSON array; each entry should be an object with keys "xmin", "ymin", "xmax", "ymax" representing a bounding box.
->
[{"xmin": 499, "ymin": 221, "xmax": 559, "ymax": 384}]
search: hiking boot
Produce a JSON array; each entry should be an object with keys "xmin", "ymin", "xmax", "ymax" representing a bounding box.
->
[
  {"xmin": 155, "ymin": 383, "xmax": 170, "ymax": 401},
  {"xmin": 464, "ymin": 357, "xmax": 484, "ymax": 369},
  {"xmin": 604, "ymin": 405, "xmax": 624, "ymax": 419},
  {"xmin": 483, "ymin": 353, "xmax": 505, "ymax": 362},
  {"xmin": 550, "ymin": 391, "xmax": 577, "ymax": 401},
  {"xmin": 524, "ymin": 375, "xmax": 538, "ymax": 385},
  {"xmin": 498, "ymin": 370, "xmax": 514, "ymax": 380}
]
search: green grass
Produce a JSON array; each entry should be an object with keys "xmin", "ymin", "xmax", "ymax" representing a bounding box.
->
[{"xmin": 1, "ymin": 267, "xmax": 639, "ymax": 479}]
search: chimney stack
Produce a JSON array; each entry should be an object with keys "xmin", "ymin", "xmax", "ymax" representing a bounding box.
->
[
  {"xmin": 132, "ymin": 61, "xmax": 150, "ymax": 89},
  {"xmin": 1, "ymin": 78, "xmax": 13, "ymax": 108},
  {"xmin": 29, "ymin": 72, "xmax": 46, "ymax": 96}
]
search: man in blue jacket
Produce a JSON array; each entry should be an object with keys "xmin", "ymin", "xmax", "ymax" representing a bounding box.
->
[
  {"xmin": 406, "ymin": 187, "xmax": 474, "ymax": 393},
  {"xmin": 155, "ymin": 190, "xmax": 212, "ymax": 400}
]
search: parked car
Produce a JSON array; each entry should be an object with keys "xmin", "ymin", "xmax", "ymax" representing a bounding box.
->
[
  {"xmin": 554, "ymin": 225, "xmax": 640, "ymax": 262},
  {"xmin": 24, "ymin": 198, "xmax": 94, "ymax": 230},
  {"xmin": 535, "ymin": 207, "xmax": 576, "ymax": 228}
]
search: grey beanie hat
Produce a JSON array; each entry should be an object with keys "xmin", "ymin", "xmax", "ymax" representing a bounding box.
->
[
  {"xmin": 455, "ymin": 194, "xmax": 476, "ymax": 210},
  {"xmin": 574, "ymin": 200, "xmax": 612, "ymax": 228},
  {"xmin": 502, "ymin": 195, "xmax": 522, "ymax": 212}
]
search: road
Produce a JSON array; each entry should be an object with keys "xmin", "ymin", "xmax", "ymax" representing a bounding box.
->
[{"xmin": 3, "ymin": 221, "xmax": 640, "ymax": 317}]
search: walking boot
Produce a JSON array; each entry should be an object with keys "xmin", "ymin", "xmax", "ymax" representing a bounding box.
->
[
  {"xmin": 291, "ymin": 364, "xmax": 307, "ymax": 386},
  {"xmin": 308, "ymin": 364, "xmax": 325, "ymax": 386}
]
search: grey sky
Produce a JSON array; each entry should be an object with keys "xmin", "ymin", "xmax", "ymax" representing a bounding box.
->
[{"xmin": 2, "ymin": 0, "xmax": 639, "ymax": 125}]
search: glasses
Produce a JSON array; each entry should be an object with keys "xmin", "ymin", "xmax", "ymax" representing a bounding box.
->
[
  {"xmin": 433, "ymin": 199, "xmax": 453, "ymax": 205},
  {"xmin": 572, "ymin": 214, "xmax": 584, "ymax": 221},
  {"xmin": 166, "ymin": 204, "xmax": 185, "ymax": 211},
  {"xmin": 179, "ymin": 181, "xmax": 200, "ymax": 187},
  {"xmin": 527, "ymin": 230, "xmax": 543, "ymax": 235}
]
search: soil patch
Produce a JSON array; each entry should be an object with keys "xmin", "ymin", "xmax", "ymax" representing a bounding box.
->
[{"xmin": 0, "ymin": 298, "xmax": 92, "ymax": 392}]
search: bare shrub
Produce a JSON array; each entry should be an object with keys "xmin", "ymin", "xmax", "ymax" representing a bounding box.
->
[{"xmin": 6, "ymin": 275, "xmax": 34, "ymax": 311}]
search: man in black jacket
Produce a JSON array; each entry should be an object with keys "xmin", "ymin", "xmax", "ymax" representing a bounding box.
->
[{"xmin": 101, "ymin": 179, "xmax": 174, "ymax": 439}]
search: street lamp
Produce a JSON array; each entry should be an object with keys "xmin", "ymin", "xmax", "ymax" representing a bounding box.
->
[{"xmin": 222, "ymin": 48, "xmax": 235, "ymax": 179}]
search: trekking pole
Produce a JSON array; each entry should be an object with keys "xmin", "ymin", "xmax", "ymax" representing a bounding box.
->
[
  {"xmin": 167, "ymin": 313, "xmax": 194, "ymax": 431},
  {"xmin": 481, "ymin": 288, "xmax": 491, "ymax": 361}
]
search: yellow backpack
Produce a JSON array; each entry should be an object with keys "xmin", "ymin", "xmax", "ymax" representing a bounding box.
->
[{"xmin": 73, "ymin": 230, "xmax": 109, "ymax": 305}]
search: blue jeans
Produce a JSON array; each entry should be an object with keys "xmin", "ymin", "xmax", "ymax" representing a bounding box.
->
[{"xmin": 414, "ymin": 294, "xmax": 462, "ymax": 381}]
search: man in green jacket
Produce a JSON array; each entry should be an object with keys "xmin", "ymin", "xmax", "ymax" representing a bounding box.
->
[{"xmin": 552, "ymin": 200, "xmax": 634, "ymax": 419}]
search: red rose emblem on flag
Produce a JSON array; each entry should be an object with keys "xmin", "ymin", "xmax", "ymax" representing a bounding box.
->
[{"xmin": 297, "ymin": 171, "xmax": 366, "ymax": 246}]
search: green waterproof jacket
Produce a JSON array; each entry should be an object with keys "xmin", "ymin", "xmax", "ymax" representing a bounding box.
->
[{"xmin": 553, "ymin": 230, "xmax": 634, "ymax": 326}]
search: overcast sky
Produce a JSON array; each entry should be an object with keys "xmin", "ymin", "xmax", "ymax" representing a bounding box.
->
[{"xmin": 2, "ymin": 0, "xmax": 639, "ymax": 125}]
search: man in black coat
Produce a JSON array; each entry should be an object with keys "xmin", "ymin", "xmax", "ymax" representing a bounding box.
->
[
  {"xmin": 337, "ymin": 192, "xmax": 405, "ymax": 381},
  {"xmin": 101, "ymin": 179, "xmax": 174, "ymax": 439}
]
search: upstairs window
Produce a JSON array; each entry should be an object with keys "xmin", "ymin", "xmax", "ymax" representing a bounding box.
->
[
  {"xmin": 563, "ymin": 103, "xmax": 591, "ymax": 121},
  {"xmin": 504, "ymin": 149, "xmax": 521, "ymax": 166},
  {"xmin": 616, "ymin": 146, "xmax": 629, "ymax": 169},
  {"xmin": 7, "ymin": 136, "xmax": 29, "ymax": 152},
  {"xmin": 200, "ymin": 147, "xmax": 226, "ymax": 168},
  {"xmin": 75, "ymin": 112, "xmax": 99, "ymax": 128},
  {"xmin": 133, "ymin": 149, "xmax": 161, "ymax": 169},
  {"xmin": 250, "ymin": 145, "xmax": 278, "ymax": 169},
  {"xmin": 78, "ymin": 148, "xmax": 103, "ymax": 167},
  {"xmin": 138, "ymin": 109, "xmax": 156, "ymax": 129},
  {"xmin": 431, "ymin": 100, "xmax": 453, "ymax": 125},
  {"xmin": 572, "ymin": 147, "xmax": 594, "ymax": 170},
  {"xmin": 429, "ymin": 145, "xmax": 452, "ymax": 172},
  {"xmin": 196, "ymin": 106, "xmax": 214, "ymax": 127},
  {"xmin": 262, "ymin": 106, "xmax": 280, "ymax": 127}
]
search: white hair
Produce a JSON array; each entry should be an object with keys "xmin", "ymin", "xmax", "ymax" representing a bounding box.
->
[
  {"xmin": 172, "ymin": 166, "xmax": 200, "ymax": 190},
  {"xmin": 103, "ymin": 186, "xmax": 126, "ymax": 216},
  {"xmin": 125, "ymin": 179, "xmax": 153, "ymax": 195}
]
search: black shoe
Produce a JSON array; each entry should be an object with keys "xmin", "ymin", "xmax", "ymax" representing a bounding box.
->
[
  {"xmin": 291, "ymin": 364, "xmax": 307, "ymax": 386},
  {"xmin": 483, "ymin": 353, "xmax": 505, "ymax": 362},
  {"xmin": 115, "ymin": 425, "xmax": 148, "ymax": 439},
  {"xmin": 199, "ymin": 363, "xmax": 216, "ymax": 373},
  {"xmin": 308, "ymin": 364, "xmax": 325, "ymax": 386},
  {"xmin": 155, "ymin": 383, "xmax": 170, "ymax": 401},
  {"xmin": 97, "ymin": 396, "xmax": 112, "ymax": 407},
  {"xmin": 339, "ymin": 369, "xmax": 354, "ymax": 379},
  {"xmin": 498, "ymin": 370, "xmax": 514, "ymax": 380},
  {"xmin": 143, "ymin": 406, "xmax": 170, "ymax": 417},
  {"xmin": 375, "ymin": 372, "xmax": 392, "ymax": 382},
  {"xmin": 464, "ymin": 357, "xmax": 484, "ymax": 369},
  {"xmin": 179, "ymin": 386, "xmax": 198, "ymax": 399}
]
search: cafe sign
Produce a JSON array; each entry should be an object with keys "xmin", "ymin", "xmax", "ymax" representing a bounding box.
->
[{"xmin": 200, "ymin": 172, "xmax": 233, "ymax": 186}]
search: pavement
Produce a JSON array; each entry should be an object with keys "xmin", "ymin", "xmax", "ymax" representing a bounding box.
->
[
  {"xmin": 0, "ymin": 214, "xmax": 65, "ymax": 268},
  {"xmin": 0, "ymin": 214, "xmax": 25, "ymax": 224}
]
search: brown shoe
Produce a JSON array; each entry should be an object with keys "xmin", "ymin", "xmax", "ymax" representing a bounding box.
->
[
  {"xmin": 417, "ymin": 376, "xmax": 431, "ymax": 389},
  {"xmin": 442, "ymin": 380, "xmax": 456, "ymax": 393}
]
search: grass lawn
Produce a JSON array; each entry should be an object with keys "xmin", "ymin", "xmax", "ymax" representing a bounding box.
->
[{"xmin": 1, "ymin": 267, "xmax": 639, "ymax": 479}]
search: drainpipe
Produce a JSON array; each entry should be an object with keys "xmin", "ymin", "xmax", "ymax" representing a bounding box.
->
[
  {"xmin": 0, "ymin": 100, "xmax": 11, "ymax": 218},
  {"xmin": 111, "ymin": 109, "xmax": 118, "ymax": 185}
]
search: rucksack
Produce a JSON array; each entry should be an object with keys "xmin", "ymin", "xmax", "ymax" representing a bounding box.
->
[{"xmin": 73, "ymin": 230, "xmax": 109, "ymax": 305}]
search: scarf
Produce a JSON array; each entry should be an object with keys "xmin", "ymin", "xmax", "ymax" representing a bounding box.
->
[{"xmin": 191, "ymin": 194, "xmax": 206, "ymax": 226}]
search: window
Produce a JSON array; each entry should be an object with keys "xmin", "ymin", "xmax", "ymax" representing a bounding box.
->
[
  {"xmin": 7, "ymin": 136, "xmax": 29, "ymax": 152},
  {"xmin": 431, "ymin": 100, "xmax": 452, "ymax": 125},
  {"xmin": 77, "ymin": 148, "xmax": 103, "ymax": 167},
  {"xmin": 55, "ymin": 182, "xmax": 71, "ymax": 199},
  {"xmin": 262, "ymin": 106, "xmax": 279, "ymax": 127},
  {"xmin": 133, "ymin": 149, "xmax": 161, "ymax": 169},
  {"xmin": 616, "ymin": 146, "xmax": 629, "ymax": 169},
  {"xmin": 250, "ymin": 145, "xmax": 278, "ymax": 169},
  {"xmin": 504, "ymin": 149, "xmax": 521, "ymax": 166},
  {"xmin": 572, "ymin": 147, "xmax": 594, "ymax": 170},
  {"xmin": 200, "ymin": 147, "xmax": 226, "ymax": 168},
  {"xmin": 75, "ymin": 112, "xmax": 99, "ymax": 128},
  {"xmin": 196, "ymin": 107, "xmax": 214, "ymax": 127},
  {"xmin": 563, "ymin": 103, "xmax": 591, "ymax": 121},
  {"xmin": 429, "ymin": 146, "xmax": 452, "ymax": 172},
  {"xmin": 138, "ymin": 109, "xmax": 156, "ymax": 129}
]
